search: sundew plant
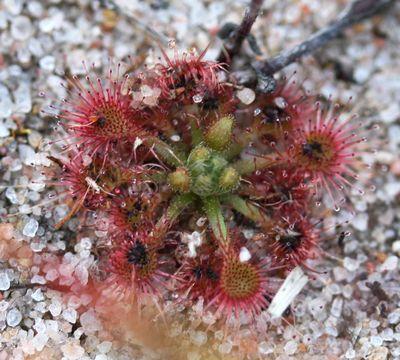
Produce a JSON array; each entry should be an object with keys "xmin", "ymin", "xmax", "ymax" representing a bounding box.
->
[
  {"xmin": 43, "ymin": 45, "xmax": 369, "ymax": 323},
  {"xmin": 35, "ymin": 0, "xmax": 392, "ymax": 350}
]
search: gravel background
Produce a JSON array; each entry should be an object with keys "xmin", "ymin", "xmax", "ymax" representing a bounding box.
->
[{"xmin": 0, "ymin": 0, "xmax": 400, "ymax": 359}]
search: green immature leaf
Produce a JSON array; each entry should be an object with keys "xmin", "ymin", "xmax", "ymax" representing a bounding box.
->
[
  {"xmin": 146, "ymin": 171, "xmax": 167, "ymax": 184},
  {"xmin": 202, "ymin": 197, "xmax": 228, "ymax": 245},
  {"xmin": 168, "ymin": 167, "xmax": 191, "ymax": 193},
  {"xmin": 204, "ymin": 115, "xmax": 234, "ymax": 151},
  {"xmin": 232, "ymin": 154, "xmax": 276, "ymax": 175},
  {"xmin": 223, "ymin": 130, "xmax": 255, "ymax": 160},
  {"xmin": 166, "ymin": 193, "xmax": 196, "ymax": 221},
  {"xmin": 156, "ymin": 193, "xmax": 196, "ymax": 232},
  {"xmin": 145, "ymin": 136, "xmax": 185, "ymax": 168},
  {"xmin": 222, "ymin": 194, "xmax": 271, "ymax": 226},
  {"xmin": 218, "ymin": 166, "xmax": 240, "ymax": 192}
]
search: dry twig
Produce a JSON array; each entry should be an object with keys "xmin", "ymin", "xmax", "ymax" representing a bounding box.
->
[
  {"xmin": 253, "ymin": 0, "xmax": 395, "ymax": 76},
  {"xmin": 217, "ymin": 0, "xmax": 265, "ymax": 63}
]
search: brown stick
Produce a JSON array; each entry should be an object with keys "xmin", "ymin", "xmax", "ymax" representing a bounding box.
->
[
  {"xmin": 217, "ymin": 0, "xmax": 265, "ymax": 63},
  {"xmin": 253, "ymin": 0, "xmax": 395, "ymax": 76}
]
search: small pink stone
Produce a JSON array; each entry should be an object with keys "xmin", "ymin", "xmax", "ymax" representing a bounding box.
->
[
  {"xmin": 391, "ymin": 160, "xmax": 400, "ymax": 176},
  {"xmin": 0, "ymin": 224, "xmax": 14, "ymax": 242}
]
